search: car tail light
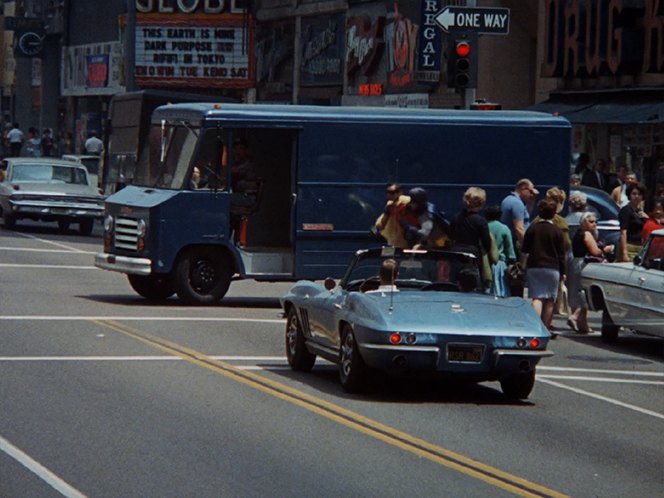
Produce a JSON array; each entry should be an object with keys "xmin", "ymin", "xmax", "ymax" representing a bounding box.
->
[
  {"xmin": 389, "ymin": 333, "xmax": 401, "ymax": 345},
  {"xmin": 530, "ymin": 338, "xmax": 541, "ymax": 349}
]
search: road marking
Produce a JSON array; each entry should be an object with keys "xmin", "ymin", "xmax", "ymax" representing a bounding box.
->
[
  {"xmin": 538, "ymin": 378, "xmax": 664, "ymax": 420},
  {"xmin": 539, "ymin": 375, "xmax": 664, "ymax": 385},
  {"xmin": 539, "ymin": 366, "xmax": 664, "ymax": 377},
  {"xmin": 0, "ymin": 316, "xmax": 284, "ymax": 323},
  {"xmin": 92, "ymin": 319, "xmax": 567, "ymax": 498},
  {"xmin": 0, "ymin": 435, "xmax": 88, "ymax": 498},
  {"xmin": 0, "ymin": 356, "xmax": 288, "ymax": 361},
  {"xmin": 13, "ymin": 232, "xmax": 89, "ymax": 253},
  {"xmin": 0, "ymin": 246, "xmax": 96, "ymax": 254},
  {"xmin": 0, "ymin": 264, "xmax": 98, "ymax": 269}
]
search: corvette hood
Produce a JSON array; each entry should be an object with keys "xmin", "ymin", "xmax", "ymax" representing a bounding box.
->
[{"xmin": 351, "ymin": 292, "xmax": 548, "ymax": 337}]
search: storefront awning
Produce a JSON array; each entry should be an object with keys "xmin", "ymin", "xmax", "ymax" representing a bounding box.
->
[{"xmin": 528, "ymin": 89, "xmax": 664, "ymax": 124}]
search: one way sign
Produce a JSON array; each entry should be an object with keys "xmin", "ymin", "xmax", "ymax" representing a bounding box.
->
[{"xmin": 435, "ymin": 6, "xmax": 510, "ymax": 35}]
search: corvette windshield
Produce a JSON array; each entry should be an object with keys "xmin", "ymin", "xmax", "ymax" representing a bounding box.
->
[{"xmin": 344, "ymin": 250, "xmax": 471, "ymax": 289}]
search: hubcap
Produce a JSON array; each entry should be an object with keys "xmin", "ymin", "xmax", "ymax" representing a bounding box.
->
[
  {"xmin": 341, "ymin": 332, "xmax": 354, "ymax": 376},
  {"xmin": 191, "ymin": 258, "xmax": 216, "ymax": 292},
  {"xmin": 287, "ymin": 314, "xmax": 298, "ymax": 355}
]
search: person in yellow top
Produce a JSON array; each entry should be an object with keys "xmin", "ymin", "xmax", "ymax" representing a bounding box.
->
[{"xmin": 375, "ymin": 183, "xmax": 410, "ymax": 248}]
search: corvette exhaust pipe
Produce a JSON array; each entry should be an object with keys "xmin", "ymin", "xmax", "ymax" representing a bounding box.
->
[
  {"xmin": 393, "ymin": 355, "xmax": 407, "ymax": 368},
  {"xmin": 519, "ymin": 360, "xmax": 531, "ymax": 371}
]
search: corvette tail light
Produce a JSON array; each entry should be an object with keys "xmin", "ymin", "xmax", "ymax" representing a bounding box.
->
[
  {"xmin": 389, "ymin": 333, "xmax": 401, "ymax": 345},
  {"xmin": 530, "ymin": 338, "xmax": 541, "ymax": 349}
]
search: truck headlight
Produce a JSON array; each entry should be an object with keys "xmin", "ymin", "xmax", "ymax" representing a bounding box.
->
[
  {"xmin": 137, "ymin": 219, "xmax": 147, "ymax": 252},
  {"xmin": 103, "ymin": 214, "xmax": 114, "ymax": 232}
]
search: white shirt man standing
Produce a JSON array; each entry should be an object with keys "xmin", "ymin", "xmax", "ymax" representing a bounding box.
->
[{"xmin": 84, "ymin": 132, "xmax": 103, "ymax": 155}]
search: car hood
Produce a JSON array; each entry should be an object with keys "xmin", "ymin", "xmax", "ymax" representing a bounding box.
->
[
  {"xmin": 351, "ymin": 292, "xmax": 549, "ymax": 337},
  {"xmin": 9, "ymin": 182, "xmax": 101, "ymax": 198}
]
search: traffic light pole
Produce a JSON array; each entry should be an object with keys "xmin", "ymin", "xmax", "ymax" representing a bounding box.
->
[{"xmin": 463, "ymin": 0, "xmax": 477, "ymax": 109}]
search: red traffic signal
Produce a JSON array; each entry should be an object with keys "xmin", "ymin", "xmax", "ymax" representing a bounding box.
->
[{"xmin": 455, "ymin": 41, "xmax": 471, "ymax": 58}]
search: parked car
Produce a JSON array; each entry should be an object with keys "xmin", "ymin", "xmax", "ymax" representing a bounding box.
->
[
  {"xmin": 581, "ymin": 228, "xmax": 664, "ymax": 342},
  {"xmin": 281, "ymin": 247, "xmax": 553, "ymax": 399},
  {"xmin": 61, "ymin": 154, "xmax": 101, "ymax": 188},
  {"xmin": 0, "ymin": 157, "xmax": 104, "ymax": 235}
]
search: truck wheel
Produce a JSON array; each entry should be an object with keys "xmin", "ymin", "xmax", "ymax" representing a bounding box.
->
[
  {"xmin": 79, "ymin": 219, "xmax": 94, "ymax": 235},
  {"xmin": 285, "ymin": 307, "xmax": 316, "ymax": 371},
  {"xmin": 2, "ymin": 212, "xmax": 16, "ymax": 229},
  {"xmin": 128, "ymin": 274, "xmax": 175, "ymax": 300},
  {"xmin": 57, "ymin": 220, "xmax": 70, "ymax": 232},
  {"xmin": 175, "ymin": 247, "xmax": 232, "ymax": 305},
  {"xmin": 500, "ymin": 370, "xmax": 536, "ymax": 400},
  {"xmin": 601, "ymin": 310, "xmax": 620, "ymax": 343}
]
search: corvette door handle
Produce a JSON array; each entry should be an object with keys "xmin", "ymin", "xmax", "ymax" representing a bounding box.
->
[
  {"xmin": 638, "ymin": 277, "xmax": 646, "ymax": 284},
  {"xmin": 334, "ymin": 303, "xmax": 342, "ymax": 309}
]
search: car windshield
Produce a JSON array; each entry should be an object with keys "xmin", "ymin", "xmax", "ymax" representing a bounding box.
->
[
  {"xmin": 342, "ymin": 248, "xmax": 475, "ymax": 292},
  {"xmin": 11, "ymin": 164, "xmax": 88, "ymax": 185}
]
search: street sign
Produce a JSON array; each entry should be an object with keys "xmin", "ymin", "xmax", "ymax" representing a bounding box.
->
[
  {"xmin": 434, "ymin": 6, "xmax": 510, "ymax": 35},
  {"xmin": 4, "ymin": 16, "xmax": 44, "ymax": 31}
]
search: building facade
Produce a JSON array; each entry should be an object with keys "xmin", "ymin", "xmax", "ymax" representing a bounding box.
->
[{"xmin": 2, "ymin": 0, "xmax": 662, "ymax": 199}]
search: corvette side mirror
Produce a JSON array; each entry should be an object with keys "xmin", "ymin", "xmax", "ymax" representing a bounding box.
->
[{"xmin": 324, "ymin": 277, "xmax": 336, "ymax": 291}]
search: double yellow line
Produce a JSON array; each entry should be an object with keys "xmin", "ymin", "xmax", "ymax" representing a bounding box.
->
[{"xmin": 95, "ymin": 319, "xmax": 568, "ymax": 498}]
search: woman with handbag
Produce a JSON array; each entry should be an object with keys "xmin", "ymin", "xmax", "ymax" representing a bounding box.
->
[
  {"xmin": 521, "ymin": 199, "xmax": 566, "ymax": 335},
  {"xmin": 567, "ymin": 212, "xmax": 615, "ymax": 334}
]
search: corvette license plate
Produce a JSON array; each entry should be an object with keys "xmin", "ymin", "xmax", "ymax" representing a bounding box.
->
[{"xmin": 447, "ymin": 344, "xmax": 484, "ymax": 363}]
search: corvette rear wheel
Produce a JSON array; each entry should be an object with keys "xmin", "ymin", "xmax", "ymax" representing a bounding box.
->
[
  {"xmin": 601, "ymin": 310, "xmax": 620, "ymax": 343},
  {"xmin": 339, "ymin": 324, "xmax": 367, "ymax": 393},
  {"xmin": 500, "ymin": 370, "xmax": 536, "ymax": 400},
  {"xmin": 285, "ymin": 308, "xmax": 316, "ymax": 371}
]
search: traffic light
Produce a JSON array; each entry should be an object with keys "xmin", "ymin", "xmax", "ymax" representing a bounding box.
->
[{"xmin": 447, "ymin": 35, "xmax": 478, "ymax": 89}]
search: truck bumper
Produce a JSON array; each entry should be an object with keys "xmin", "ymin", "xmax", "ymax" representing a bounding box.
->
[{"xmin": 95, "ymin": 252, "xmax": 152, "ymax": 275}]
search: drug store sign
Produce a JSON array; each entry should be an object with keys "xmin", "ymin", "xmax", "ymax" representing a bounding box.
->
[{"xmin": 135, "ymin": 15, "xmax": 254, "ymax": 88}]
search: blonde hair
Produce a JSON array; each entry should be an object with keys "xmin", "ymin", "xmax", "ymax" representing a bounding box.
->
[
  {"xmin": 546, "ymin": 187, "xmax": 566, "ymax": 205},
  {"xmin": 463, "ymin": 187, "xmax": 486, "ymax": 212},
  {"xmin": 568, "ymin": 190, "xmax": 587, "ymax": 209}
]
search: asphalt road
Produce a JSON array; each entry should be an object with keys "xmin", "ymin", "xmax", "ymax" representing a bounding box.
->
[{"xmin": 1, "ymin": 221, "xmax": 663, "ymax": 498}]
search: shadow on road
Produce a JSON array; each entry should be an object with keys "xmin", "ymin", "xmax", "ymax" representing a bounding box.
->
[
  {"xmin": 80, "ymin": 294, "xmax": 283, "ymax": 309},
  {"xmin": 562, "ymin": 332, "xmax": 664, "ymax": 364},
  {"xmin": 269, "ymin": 365, "xmax": 534, "ymax": 406}
]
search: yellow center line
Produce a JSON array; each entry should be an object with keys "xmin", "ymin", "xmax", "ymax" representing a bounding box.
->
[{"xmin": 95, "ymin": 319, "xmax": 569, "ymax": 498}]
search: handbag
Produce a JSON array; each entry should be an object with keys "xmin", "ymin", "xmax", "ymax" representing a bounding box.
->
[{"xmin": 507, "ymin": 262, "xmax": 526, "ymax": 287}]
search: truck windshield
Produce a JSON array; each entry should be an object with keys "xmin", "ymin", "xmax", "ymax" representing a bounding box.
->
[{"xmin": 133, "ymin": 123, "xmax": 198, "ymax": 189}]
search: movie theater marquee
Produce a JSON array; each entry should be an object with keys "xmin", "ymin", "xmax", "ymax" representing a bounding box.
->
[{"xmin": 134, "ymin": 0, "xmax": 254, "ymax": 88}]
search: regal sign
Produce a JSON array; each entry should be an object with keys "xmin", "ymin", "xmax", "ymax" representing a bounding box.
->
[{"xmin": 542, "ymin": 0, "xmax": 664, "ymax": 78}]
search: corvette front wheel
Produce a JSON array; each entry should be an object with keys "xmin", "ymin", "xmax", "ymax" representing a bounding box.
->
[
  {"xmin": 285, "ymin": 308, "xmax": 316, "ymax": 371},
  {"xmin": 339, "ymin": 324, "xmax": 367, "ymax": 393}
]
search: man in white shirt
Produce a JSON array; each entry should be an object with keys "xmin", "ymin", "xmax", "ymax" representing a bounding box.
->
[
  {"xmin": 367, "ymin": 258, "xmax": 400, "ymax": 293},
  {"xmin": 7, "ymin": 123, "xmax": 24, "ymax": 157},
  {"xmin": 84, "ymin": 131, "xmax": 103, "ymax": 155}
]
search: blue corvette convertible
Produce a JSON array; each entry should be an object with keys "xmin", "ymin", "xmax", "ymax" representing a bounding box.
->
[{"xmin": 281, "ymin": 247, "xmax": 553, "ymax": 399}]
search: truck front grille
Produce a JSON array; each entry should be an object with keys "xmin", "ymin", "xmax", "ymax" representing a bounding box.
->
[{"xmin": 114, "ymin": 217, "xmax": 139, "ymax": 251}]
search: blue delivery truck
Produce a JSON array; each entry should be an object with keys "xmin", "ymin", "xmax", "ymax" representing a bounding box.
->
[{"xmin": 94, "ymin": 103, "xmax": 571, "ymax": 304}]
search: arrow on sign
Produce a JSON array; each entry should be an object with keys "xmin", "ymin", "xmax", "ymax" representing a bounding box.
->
[{"xmin": 436, "ymin": 8, "xmax": 456, "ymax": 32}]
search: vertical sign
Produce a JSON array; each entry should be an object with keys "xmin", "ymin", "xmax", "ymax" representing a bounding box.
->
[{"xmin": 416, "ymin": 0, "xmax": 442, "ymax": 83}]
